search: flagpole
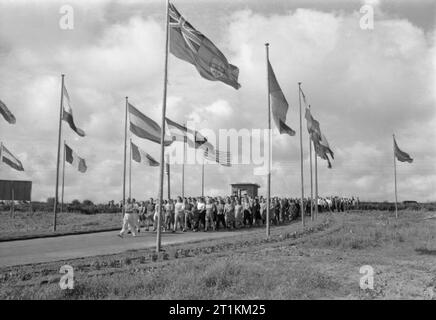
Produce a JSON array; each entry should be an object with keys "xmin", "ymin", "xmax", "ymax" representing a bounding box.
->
[
  {"xmin": 201, "ymin": 158, "xmax": 205, "ymax": 197},
  {"xmin": 61, "ymin": 140, "xmax": 66, "ymax": 214},
  {"xmin": 53, "ymin": 74, "xmax": 65, "ymax": 232},
  {"xmin": 298, "ymin": 83, "xmax": 305, "ymax": 227},
  {"xmin": 314, "ymin": 142, "xmax": 319, "ymax": 219},
  {"xmin": 182, "ymin": 123, "xmax": 186, "ymax": 198},
  {"xmin": 393, "ymin": 134, "xmax": 398, "ymax": 219},
  {"xmin": 129, "ymin": 138, "xmax": 132, "ymax": 200},
  {"xmin": 122, "ymin": 97, "xmax": 128, "ymax": 217},
  {"xmin": 265, "ymin": 43, "xmax": 271, "ymax": 238},
  {"xmin": 156, "ymin": 0, "xmax": 170, "ymax": 252},
  {"xmin": 166, "ymin": 154, "xmax": 171, "ymax": 200},
  {"xmin": 309, "ymin": 106, "xmax": 314, "ymax": 221}
]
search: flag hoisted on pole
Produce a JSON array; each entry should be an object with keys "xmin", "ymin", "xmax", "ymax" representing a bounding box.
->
[
  {"xmin": 131, "ymin": 141, "xmax": 159, "ymax": 166},
  {"xmin": 0, "ymin": 99, "xmax": 16, "ymax": 124},
  {"xmin": 156, "ymin": 0, "xmax": 171, "ymax": 253},
  {"xmin": 168, "ymin": 2, "xmax": 241, "ymax": 90},
  {"xmin": 298, "ymin": 83, "xmax": 305, "ymax": 227},
  {"xmin": 0, "ymin": 143, "xmax": 24, "ymax": 171},
  {"xmin": 392, "ymin": 134, "xmax": 413, "ymax": 219}
]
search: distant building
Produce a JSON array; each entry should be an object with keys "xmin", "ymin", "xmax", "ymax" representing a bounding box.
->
[{"xmin": 231, "ymin": 183, "xmax": 260, "ymax": 198}]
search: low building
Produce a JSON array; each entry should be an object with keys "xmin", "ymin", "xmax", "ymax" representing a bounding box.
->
[{"xmin": 230, "ymin": 183, "xmax": 260, "ymax": 198}]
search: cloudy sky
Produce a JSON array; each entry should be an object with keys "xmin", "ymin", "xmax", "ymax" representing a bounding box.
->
[{"xmin": 0, "ymin": 0, "xmax": 435, "ymax": 203}]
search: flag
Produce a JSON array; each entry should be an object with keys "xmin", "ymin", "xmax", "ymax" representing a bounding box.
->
[
  {"xmin": 65, "ymin": 144, "xmax": 87, "ymax": 173},
  {"xmin": 203, "ymin": 145, "xmax": 231, "ymax": 167},
  {"xmin": 268, "ymin": 61, "xmax": 295, "ymax": 136},
  {"xmin": 0, "ymin": 99, "xmax": 16, "ymax": 124},
  {"xmin": 299, "ymin": 87, "xmax": 308, "ymax": 107},
  {"xmin": 0, "ymin": 144, "xmax": 24, "ymax": 171},
  {"xmin": 313, "ymin": 134, "xmax": 334, "ymax": 169},
  {"xmin": 305, "ymin": 107, "xmax": 321, "ymax": 140},
  {"xmin": 62, "ymin": 84, "xmax": 85, "ymax": 137},
  {"xmin": 169, "ymin": 2, "xmax": 241, "ymax": 90},
  {"xmin": 131, "ymin": 141, "xmax": 159, "ymax": 167},
  {"xmin": 128, "ymin": 103, "xmax": 173, "ymax": 146},
  {"xmin": 165, "ymin": 117, "xmax": 207, "ymax": 148},
  {"xmin": 394, "ymin": 137, "xmax": 413, "ymax": 163}
]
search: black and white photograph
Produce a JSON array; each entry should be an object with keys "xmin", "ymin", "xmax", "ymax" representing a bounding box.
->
[{"xmin": 0, "ymin": 0, "xmax": 435, "ymax": 306}]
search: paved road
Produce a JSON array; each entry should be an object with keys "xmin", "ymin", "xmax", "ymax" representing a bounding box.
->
[{"xmin": 0, "ymin": 229, "xmax": 251, "ymax": 268}]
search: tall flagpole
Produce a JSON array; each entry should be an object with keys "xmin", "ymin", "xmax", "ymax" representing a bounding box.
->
[
  {"xmin": 298, "ymin": 83, "xmax": 305, "ymax": 227},
  {"xmin": 309, "ymin": 106, "xmax": 314, "ymax": 221},
  {"xmin": 265, "ymin": 43, "xmax": 271, "ymax": 238},
  {"xmin": 166, "ymin": 154, "xmax": 171, "ymax": 200},
  {"xmin": 53, "ymin": 74, "xmax": 65, "ymax": 232},
  {"xmin": 156, "ymin": 0, "xmax": 170, "ymax": 252},
  {"xmin": 182, "ymin": 123, "xmax": 186, "ymax": 198},
  {"xmin": 129, "ymin": 138, "xmax": 132, "ymax": 200},
  {"xmin": 201, "ymin": 158, "xmax": 205, "ymax": 197},
  {"xmin": 61, "ymin": 140, "xmax": 66, "ymax": 214},
  {"xmin": 122, "ymin": 97, "xmax": 128, "ymax": 217},
  {"xmin": 314, "ymin": 142, "xmax": 319, "ymax": 219},
  {"xmin": 393, "ymin": 134, "xmax": 398, "ymax": 219}
]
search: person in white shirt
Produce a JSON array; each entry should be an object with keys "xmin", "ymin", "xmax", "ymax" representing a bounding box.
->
[
  {"xmin": 173, "ymin": 196, "xmax": 185, "ymax": 232},
  {"xmin": 119, "ymin": 198, "xmax": 138, "ymax": 238}
]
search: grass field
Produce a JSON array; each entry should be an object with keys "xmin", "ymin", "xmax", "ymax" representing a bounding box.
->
[
  {"xmin": 0, "ymin": 211, "xmax": 121, "ymax": 240},
  {"xmin": 0, "ymin": 210, "xmax": 435, "ymax": 299}
]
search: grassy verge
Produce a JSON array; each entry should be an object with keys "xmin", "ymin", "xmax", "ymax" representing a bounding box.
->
[
  {"xmin": 0, "ymin": 211, "xmax": 121, "ymax": 241},
  {"xmin": 0, "ymin": 210, "xmax": 435, "ymax": 299}
]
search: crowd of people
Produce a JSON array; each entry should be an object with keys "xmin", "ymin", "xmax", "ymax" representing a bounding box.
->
[{"xmin": 118, "ymin": 195, "xmax": 359, "ymax": 237}]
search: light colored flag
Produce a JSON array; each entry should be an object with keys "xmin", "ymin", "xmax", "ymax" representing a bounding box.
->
[
  {"xmin": 131, "ymin": 141, "xmax": 159, "ymax": 167},
  {"xmin": 394, "ymin": 137, "xmax": 413, "ymax": 163},
  {"xmin": 128, "ymin": 103, "xmax": 173, "ymax": 146},
  {"xmin": 165, "ymin": 117, "xmax": 207, "ymax": 148},
  {"xmin": 65, "ymin": 144, "xmax": 87, "ymax": 173},
  {"xmin": 62, "ymin": 84, "xmax": 85, "ymax": 137},
  {"xmin": 268, "ymin": 61, "xmax": 295, "ymax": 136},
  {"xmin": 0, "ymin": 99, "xmax": 16, "ymax": 124},
  {"xmin": 0, "ymin": 143, "xmax": 24, "ymax": 171},
  {"xmin": 169, "ymin": 2, "xmax": 241, "ymax": 90}
]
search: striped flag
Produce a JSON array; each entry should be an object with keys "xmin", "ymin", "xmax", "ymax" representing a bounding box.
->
[
  {"xmin": 131, "ymin": 141, "xmax": 159, "ymax": 167},
  {"xmin": 394, "ymin": 137, "xmax": 413, "ymax": 163},
  {"xmin": 169, "ymin": 2, "xmax": 241, "ymax": 90},
  {"xmin": 203, "ymin": 145, "xmax": 231, "ymax": 167},
  {"xmin": 165, "ymin": 117, "xmax": 207, "ymax": 148},
  {"xmin": 62, "ymin": 84, "xmax": 85, "ymax": 137},
  {"xmin": 128, "ymin": 103, "xmax": 173, "ymax": 146},
  {"xmin": 0, "ymin": 99, "xmax": 16, "ymax": 124},
  {"xmin": 268, "ymin": 60, "xmax": 295, "ymax": 136},
  {"xmin": 65, "ymin": 144, "xmax": 87, "ymax": 173},
  {"xmin": 0, "ymin": 143, "xmax": 24, "ymax": 171}
]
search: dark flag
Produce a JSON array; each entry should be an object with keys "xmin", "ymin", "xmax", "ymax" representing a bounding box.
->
[
  {"xmin": 169, "ymin": 2, "xmax": 241, "ymax": 90},
  {"xmin": 0, "ymin": 99, "xmax": 16, "ymax": 124},
  {"xmin": 394, "ymin": 137, "xmax": 413, "ymax": 163},
  {"xmin": 65, "ymin": 144, "xmax": 87, "ymax": 173},
  {"xmin": 268, "ymin": 61, "xmax": 295, "ymax": 136}
]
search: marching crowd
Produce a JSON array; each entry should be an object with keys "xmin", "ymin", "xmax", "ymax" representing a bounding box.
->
[{"xmin": 118, "ymin": 195, "xmax": 359, "ymax": 237}]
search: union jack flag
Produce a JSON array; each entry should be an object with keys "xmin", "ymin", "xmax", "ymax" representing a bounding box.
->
[{"xmin": 169, "ymin": 3, "xmax": 202, "ymax": 54}]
